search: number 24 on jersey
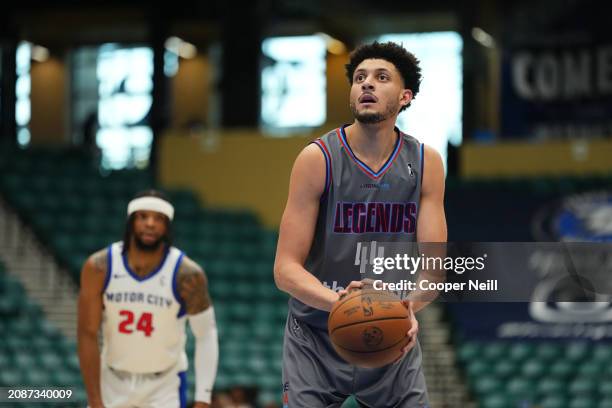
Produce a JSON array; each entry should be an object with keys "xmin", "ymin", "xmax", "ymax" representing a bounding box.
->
[{"xmin": 118, "ymin": 310, "xmax": 154, "ymax": 337}]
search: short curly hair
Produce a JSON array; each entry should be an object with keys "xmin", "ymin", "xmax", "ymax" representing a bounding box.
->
[{"xmin": 345, "ymin": 41, "xmax": 422, "ymax": 111}]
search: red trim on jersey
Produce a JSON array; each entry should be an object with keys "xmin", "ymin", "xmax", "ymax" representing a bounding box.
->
[{"xmin": 336, "ymin": 127, "xmax": 403, "ymax": 181}]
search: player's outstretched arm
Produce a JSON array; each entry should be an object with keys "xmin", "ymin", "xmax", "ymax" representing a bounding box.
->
[
  {"xmin": 77, "ymin": 249, "xmax": 107, "ymax": 408},
  {"xmin": 274, "ymin": 143, "xmax": 340, "ymax": 312},
  {"xmin": 177, "ymin": 257, "xmax": 217, "ymax": 408}
]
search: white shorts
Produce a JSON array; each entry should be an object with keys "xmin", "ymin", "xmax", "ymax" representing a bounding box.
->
[{"xmin": 97, "ymin": 362, "xmax": 187, "ymax": 408}]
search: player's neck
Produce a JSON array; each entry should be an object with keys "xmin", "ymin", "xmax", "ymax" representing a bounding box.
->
[
  {"xmin": 345, "ymin": 120, "xmax": 398, "ymax": 168},
  {"xmin": 126, "ymin": 243, "xmax": 166, "ymax": 276}
]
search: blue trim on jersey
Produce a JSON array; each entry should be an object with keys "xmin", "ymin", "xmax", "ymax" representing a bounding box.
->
[
  {"xmin": 339, "ymin": 125, "xmax": 402, "ymax": 178},
  {"xmin": 178, "ymin": 371, "xmax": 187, "ymax": 408},
  {"xmin": 312, "ymin": 140, "xmax": 330, "ymax": 200},
  {"xmin": 172, "ymin": 251, "xmax": 187, "ymax": 318},
  {"xmin": 420, "ymin": 143, "xmax": 425, "ymax": 186},
  {"xmin": 121, "ymin": 245, "xmax": 170, "ymax": 282},
  {"xmin": 102, "ymin": 245, "xmax": 113, "ymax": 292}
]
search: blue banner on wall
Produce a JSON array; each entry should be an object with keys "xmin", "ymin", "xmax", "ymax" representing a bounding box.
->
[{"xmin": 500, "ymin": 35, "xmax": 612, "ymax": 139}]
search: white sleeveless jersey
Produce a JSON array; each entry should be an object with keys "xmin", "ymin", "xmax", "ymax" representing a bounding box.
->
[{"xmin": 101, "ymin": 242, "xmax": 188, "ymax": 374}]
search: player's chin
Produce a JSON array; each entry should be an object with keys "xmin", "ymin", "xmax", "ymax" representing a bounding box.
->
[
  {"xmin": 140, "ymin": 232, "xmax": 161, "ymax": 242},
  {"xmin": 135, "ymin": 235, "xmax": 164, "ymax": 249},
  {"xmin": 357, "ymin": 106, "xmax": 378, "ymax": 114}
]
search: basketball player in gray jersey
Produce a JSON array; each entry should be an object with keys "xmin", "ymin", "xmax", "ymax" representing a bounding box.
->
[{"xmin": 274, "ymin": 42, "xmax": 447, "ymax": 407}]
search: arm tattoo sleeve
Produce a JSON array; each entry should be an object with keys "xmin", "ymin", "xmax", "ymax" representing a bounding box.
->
[{"xmin": 176, "ymin": 257, "xmax": 211, "ymax": 314}]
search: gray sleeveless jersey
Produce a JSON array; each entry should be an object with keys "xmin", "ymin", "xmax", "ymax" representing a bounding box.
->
[{"xmin": 289, "ymin": 125, "xmax": 423, "ymax": 329}]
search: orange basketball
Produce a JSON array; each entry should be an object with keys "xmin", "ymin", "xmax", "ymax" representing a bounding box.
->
[{"xmin": 328, "ymin": 288, "xmax": 411, "ymax": 368}]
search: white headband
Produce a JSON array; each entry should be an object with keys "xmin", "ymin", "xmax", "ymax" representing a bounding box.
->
[{"xmin": 127, "ymin": 196, "xmax": 175, "ymax": 220}]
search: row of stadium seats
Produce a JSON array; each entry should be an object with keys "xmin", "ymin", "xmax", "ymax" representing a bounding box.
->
[
  {"xmin": 459, "ymin": 340, "xmax": 612, "ymax": 407},
  {"xmin": 0, "ymin": 146, "xmax": 287, "ymax": 406},
  {"xmin": 0, "ymin": 262, "xmax": 87, "ymax": 406}
]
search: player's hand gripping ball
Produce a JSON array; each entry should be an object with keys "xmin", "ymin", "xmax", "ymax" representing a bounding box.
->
[{"xmin": 329, "ymin": 283, "xmax": 414, "ymax": 368}]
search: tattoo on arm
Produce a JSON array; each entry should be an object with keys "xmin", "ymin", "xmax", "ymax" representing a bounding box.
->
[
  {"xmin": 177, "ymin": 257, "xmax": 211, "ymax": 314},
  {"xmin": 91, "ymin": 249, "xmax": 108, "ymax": 274}
]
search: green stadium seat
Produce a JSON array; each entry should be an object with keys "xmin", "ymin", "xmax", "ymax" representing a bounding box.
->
[
  {"xmin": 252, "ymin": 321, "xmax": 278, "ymax": 341},
  {"xmin": 537, "ymin": 378, "xmax": 566, "ymax": 398},
  {"xmin": 14, "ymin": 351, "xmax": 37, "ymax": 371},
  {"xmin": 473, "ymin": 377, "xmax": 502, "ymax": 396},
  {"xmin": 0, "ymin": 173, "xmax": 23, "ymax": 193},
  {"xmin": 9, "ymin": 318, "xmax": 37, "ymax": 337},
  {"xmin": 492, "ymin": 360, "xmax": 518, "ymax": 379},
  {"xmin": 38, "ymin": 194, "xmax": 64, "ymax": 214},
  {"xmin": 39, "ymin": 319, "xmax": 62, "ymax": 339},
  {"xmin": 458, "ymin": 341, "xmax": 480, "ymax": 362},
  {"xmin": 38, "ymin": 350, "xmax": 63, "ymax": 370},
  {"xmin": 22, "ymin": 300, "xmax": 43, "ymax": 319},
  {"xmin": 245, "ymin": 355, "xmax": 267, "ymax": 373},
  {"xmin": 72, "ymin": 387, "xmax": 89, "ymax": 406},
  {"xmin": 1, "ymin": 274, "xmax": 26, "ymax": 296},
  {"xmin": 539, "ymin": 395, "xmax": 568, "ymax": 408},
  {"xmin": 592, "ymin": 344, "xmax": 612, "ymax": 362},
  {"xmin": 220, "ymin": 324, "xmax": 250, "ymax": 339},
  {"xmin": 521, "ymin": 359, "xmax": 546, "ymax": 379},
  {"xmin": 506, "ymin": 377, "xmax": 536, "ymax": 400},
  {"xmin": 576, "ymin": 360, "xmax": 602, "ymax": 378},
  {"xmin": 253, "ymin": 281, "xmax": 278, "ymax": 302},
  {"xmin": 229, "ymin": 372, "xmax": 256, "ymax": 387},
  {"xmin": 31, "ymin": 213, "xmax": 56, "ymax": 237},
  {"xmin": 466, "ymin": 360, "xmax": 489, "ymax": 380},
  {"xmin": 214, "ymin": 373, "xmax": 232, "ymax": 390},
  {"xmin": 23, "ymin": 370, "xmax": 52, "ymax": 386},
  {"xmin": 209, "ymin": 281, "xmax": 233, "ymax": 301},
  {"xmin": 237, "ymin": 224, "xmax": 260, "ymax": 241},
  {"xmin": 233, "ymin": 279, "xmax": 253, "ymax": 301},
  {"xmin": 12, "ymin": 191, "xmax": 38, "ymax": 214},
  {"xmin": 30, "ymin": 336, "xmax": 55, "ymax": 352},
  {"xmin": 569, "ymin": 378, "xmax": 597, "ymax": 396},
  {"xmin": 4, "ymin": 336, "xmax": 31, "ymax": 352},
  {"xmin": 481, "ymin": 394, "xmax": 511, "ymax": 408},
  {"xmin": 569, "ymin": 397, "xmax": 596, "ymax": 408},
  {"xmin": 248, "ymin": 260, "xmax": 270, "ymax": 279},
  {"xmin": 549, "ymin": 360, "xmax": 574, "ymax": 379},
  {"xmin": 0, "ymin": 353, "xmax": 11, "ymax": 370},
  {"xmin": 0, "ymin": 368, "xmax": 24, "ymax": 385},
  {"xmin": 64, "ymin": 353, "xmax": 81, "ymax": 372},
  {"xmin": 600, "ymin": 380, "xmax": 612, "ymax": 397},
  {"xmin": 483, "ymin": 342, "xmax": 507, "ymax": 361},
  {"xmin": 565, "ymin": 342, "xmax": 590, "ymax": 362},
  {"xmin": 55, "ymin": 177, "xmax": 79, "ymax": 194},
  {"xmin": 508, "ymin": 342, "xmax": 534, "ymax": 362},
  {"xmin": 52, "ymin": 368, "xmax": 82, "ymax": 386},
  {"xmin": 0, "ymin": 296, "xmax": 21, "ymax": 316}
]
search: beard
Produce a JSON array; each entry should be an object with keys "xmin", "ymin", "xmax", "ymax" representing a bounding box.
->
[
  {"xmin": 133, "ymin": 234, "xmax": 165, "ymax": 252},
  {"xmin": 350, "ymin": 100, "xmax": 399, "ymax": 124}
]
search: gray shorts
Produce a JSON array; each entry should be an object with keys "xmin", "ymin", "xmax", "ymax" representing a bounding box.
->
[{"xmin": 281, "ymin": 313, "xmax": 429, "ymax": 408}]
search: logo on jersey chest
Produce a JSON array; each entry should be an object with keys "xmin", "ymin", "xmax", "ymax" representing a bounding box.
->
[
  {"xmin": 333, "ymin": 201, "xmax": 417, "ymax": 234},
  {"xmin": 105, "ymin": 291, "xmax": 174, "ymax": 308},
  {"xmin": 360, "ymin": 182, "xmax": 391, "ymax": 190}
]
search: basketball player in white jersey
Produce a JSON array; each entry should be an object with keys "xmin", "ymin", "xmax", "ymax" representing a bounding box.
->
[{"xmin": 78, "ymin": 190, "xmax": 218, "ymax": 408}]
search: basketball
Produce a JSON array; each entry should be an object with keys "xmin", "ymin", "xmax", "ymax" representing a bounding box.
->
[{"xmin": 328, "ymin": 288, "xmax": 411, "ymax": 368}]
